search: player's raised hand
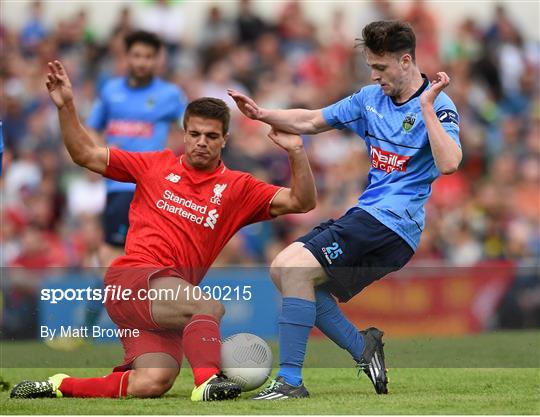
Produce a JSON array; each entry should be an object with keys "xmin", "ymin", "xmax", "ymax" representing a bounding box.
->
[
  {"xmin": 267, "ymin": 127, "xmax": 303, "ymax": 152},
  {"xmin": 46, "ymin": 60, "xmax": 74, "ymax": 109},
  {"xmin": 227, "ymin": 89, "xmax": 263, "ymax": 120},
  {"xmin": 420, "ymin": 72, "xmax": 450, "ymax": 107}
]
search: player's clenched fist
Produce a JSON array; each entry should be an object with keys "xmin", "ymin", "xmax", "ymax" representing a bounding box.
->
[
  {"xmin": 420, "ymin": 72, "xmax": 450, "ymax": 107},
  {"xmin": 267, "ymin": 128, "xmax": 303, "ymax": 152},
  {"xmin": 46, "ymin": 60, "xmax": 74, "ymax": 109}
]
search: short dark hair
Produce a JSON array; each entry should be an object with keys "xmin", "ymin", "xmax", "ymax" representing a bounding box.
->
[
  {"xmin": 184, "ymin": 98, "xmax": 231, "ymax": 135},
  {"xmin": 124, "ymin": 30, "xmax": 162, "ymax": 52},
  {"xmin": 359, "ymin": 21, "xmax": 416, "ymax": 62}
]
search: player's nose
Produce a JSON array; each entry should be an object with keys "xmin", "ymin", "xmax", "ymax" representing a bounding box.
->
[{"xmin": 196, "ymin": 137, "xmax": 208, "ymax": 147}]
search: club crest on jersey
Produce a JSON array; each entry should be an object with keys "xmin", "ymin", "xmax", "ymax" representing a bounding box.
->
[
  {"xmin": 210, "ymin": 183, "xmax": 227, "ymax": 205},
  {"xmin": 165, "ymin": 173, "xmax": 181, "ymax": 183},
  {"xmin": 146, "ymin": 97, "xmax": 156, "ymax": 109},
  {"xmin": 402, "ymin": 112, "xmax": 416, "ymax": 132}
]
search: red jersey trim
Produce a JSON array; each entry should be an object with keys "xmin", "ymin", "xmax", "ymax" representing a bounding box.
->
[{"xmin": 268, "ymin": 187, "xmax": 286, "ymax": 217}]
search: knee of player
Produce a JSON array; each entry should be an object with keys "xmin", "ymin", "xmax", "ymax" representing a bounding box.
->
[
  {"xmin": 270, "ymin": 251, "xmax": 296, "ymax": 280},
  {"xmin": 269, "ymin": 259, "xmax": 282, "ymax": 285},
  {"xmin": 272, "ymin": 254, "xmax": 307, "ymax": 283},
  {"xmin": 195, "ymin": 298, "xmax": 225, "ymax": 321}
]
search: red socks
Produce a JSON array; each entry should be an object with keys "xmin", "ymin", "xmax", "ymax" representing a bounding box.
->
[
  {"xmin": 59, "ymin": 371, "xmax": 130, "ymax": 398},
  {"xmin": 58, "ymin": 315, "xmax": 221, "ymax": 395},
  {"xmin": 182, "ymin": 314, "xmax": 221, "ymax": 386}
]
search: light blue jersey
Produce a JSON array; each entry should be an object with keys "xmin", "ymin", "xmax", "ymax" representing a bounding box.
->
[
  {"xmin": 87, "ymin": 77, "xmax": 187, "ymax": 193},
  {"xmin": 322, "ymin": 75, "xmax": 460, "ymax": 251}
]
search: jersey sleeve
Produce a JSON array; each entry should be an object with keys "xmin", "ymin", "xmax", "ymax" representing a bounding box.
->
[
  {"xmin": 434, "ymin": 94, "xmax": 461, "ymax": 147},
  {"xmin": 86, "ymin": 93, "xmax": 108, "ymax": 131},
  {"xmin": 239, "ymin": 174, "xmax": 283, "ymax": 224},
  {"xmin": 322, "ymin": 89, "xmax": 365, "ymax": 130},
  {"xmin": 104, "ymin": 148, "xmax": 167, "ymax": 183}
]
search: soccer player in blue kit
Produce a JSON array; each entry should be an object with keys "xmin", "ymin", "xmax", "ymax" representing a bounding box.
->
[
  {"xmin": 87, "ymin": 30, "xmax": 187, "ymax": 267},
  {"xmin": 229, "ymin": 21, "xmax": 462, "ymax": 399}
]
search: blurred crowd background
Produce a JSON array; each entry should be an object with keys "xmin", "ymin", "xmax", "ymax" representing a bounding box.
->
[{"xmin": 1, "ymin": 0, "xmax": 539, "ymax": 331}]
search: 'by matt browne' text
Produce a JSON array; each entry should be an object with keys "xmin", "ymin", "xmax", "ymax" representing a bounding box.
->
[{"xmin": 40, "ymin": 326, "xmax": 139, "ymax": 340}]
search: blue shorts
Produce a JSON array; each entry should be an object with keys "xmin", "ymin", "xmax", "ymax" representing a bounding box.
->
[
  {"xmin": 297, "ymin": 208, "xmax": 414, "ymax": 302},
  {"xmin": 103, "ymin": 192, "xmax": 134, "ymax": 247}
]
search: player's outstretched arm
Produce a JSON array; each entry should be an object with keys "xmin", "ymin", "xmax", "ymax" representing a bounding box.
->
[
  {"xmin": 46, "ymin": 60, "xmax": 107, "ymax": 175},
  {"xmin": 420, "ymin": 72, "xmax": 462, "ymax": 175},
  {"xmin": 267, "ymin": 129, "xmax": 317, "ymax": 217},
  {"xmin": 227, "ymin": 89, "xmax": 332, "ymax": 135}
]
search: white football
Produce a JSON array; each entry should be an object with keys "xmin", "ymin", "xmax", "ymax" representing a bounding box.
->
[{"xmin": 221, "ymin": 333, "xmax": 273, "ymax": 392}]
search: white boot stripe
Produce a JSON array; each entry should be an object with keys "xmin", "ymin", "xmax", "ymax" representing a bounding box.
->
[
  {"xmin": 369, "ymin": 363, "xmax": 377, "ymax": 382},
  {"xmin": 258, "ymin": 392, "xmax": 280, "ymax": 399}
]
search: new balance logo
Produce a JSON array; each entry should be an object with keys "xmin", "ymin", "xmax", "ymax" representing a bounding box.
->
[
  {"xmin": 204, "ymin": 209, "xmax": 219, "ymax": 229},
  {"xmin": 370, "ymin": 146, "xmax": 411, "ymax": 174},
  {"xmin": 165, "ymin": 173, "xmax": 181, "ymax": 183}
]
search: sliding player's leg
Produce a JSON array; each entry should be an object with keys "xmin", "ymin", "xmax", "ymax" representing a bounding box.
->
[
  {"xmin": 10, "ymin": 352, "xmax": 177, "ymax": 399},
  {"xmin": 149, "ymin": 276, "xmax": 241, "ymax": 401}
]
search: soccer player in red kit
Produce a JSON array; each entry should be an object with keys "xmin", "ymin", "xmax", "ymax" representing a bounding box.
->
[{"xmin": 11, "ymin": 61, "xmax": 316, "ymax": 402}]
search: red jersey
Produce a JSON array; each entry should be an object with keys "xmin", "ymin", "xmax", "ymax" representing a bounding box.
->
[{"xmin": 104, "ymin": 148, "xmax": 282, "ymax": 284}]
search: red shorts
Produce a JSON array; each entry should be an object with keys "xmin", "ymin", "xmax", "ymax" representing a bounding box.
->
[{"xmin": 104, "ymin": 260, "xmax": 185, "ymax": 371}]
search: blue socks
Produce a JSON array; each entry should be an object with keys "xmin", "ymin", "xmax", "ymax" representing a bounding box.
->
[
  {"xmin": 276, "ymin": 297, "xmax": 316, "ymax": 387},
  {"xmin": 275, "ymin": 290, "xmax": 363, "ymax": 387},
  {"xmin": 314, "ymin": 287, "xmax": 365, "ymax": 362}
]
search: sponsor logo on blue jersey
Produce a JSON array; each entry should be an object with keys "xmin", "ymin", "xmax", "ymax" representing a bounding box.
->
[
  {"xmin": 436, "ymin": 109, "xmax": 459, "ymax": 126},
  {"xmin": 370, "ymin": 146, "xmax": 411, "ymax": 173}
]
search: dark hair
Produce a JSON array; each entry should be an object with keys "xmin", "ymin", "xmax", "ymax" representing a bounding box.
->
[
  {"xmin": 184, "ymin": 98, "xmax": 231, "ymax": 135},
  {"xmin": 359, "ymin": 21, "xmax": 416, "ymax": 62},
  {"xmin": 124, "ymin": 30, "xmax": 162, "ymax": 52}
]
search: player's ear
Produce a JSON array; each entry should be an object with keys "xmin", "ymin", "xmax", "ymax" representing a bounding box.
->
[
  {"xmin": 400, "ymin": 53, "xmax": 412, "ymax": 70},
  {"xmin": 222, "ymin": 133, "xmax": 229, "ymax": 148}
]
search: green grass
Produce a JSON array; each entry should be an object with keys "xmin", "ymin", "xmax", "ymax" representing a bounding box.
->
[{"xmin": 1, "ymin": 331, "xmax": 540, "ymax": 415}]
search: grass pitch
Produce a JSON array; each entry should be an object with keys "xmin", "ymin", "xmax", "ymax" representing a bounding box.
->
[{"xmin": 2, "ymin": 330, "xmax": 539, "ymax": 415}]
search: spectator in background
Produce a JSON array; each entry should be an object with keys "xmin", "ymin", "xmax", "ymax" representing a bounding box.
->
[
  {"xmin": 403, "ymin": 0, "xmax": 440, "ymax": 78},
  {"xmin": 66, "ymin": 170, "xmax": 106, "ymax": 220},
  {"xmin": 357, "ymin": 0, "xmax": 396, "ymax": 32},
  {"xmin": 20, "ymin": 0, "xmax": 48, "ymax": 56},
  {"xmin": 235, "ymin": 0, "xmax": 268, "ymax": 45},
  {"xmin": 201, "ymin": 59, "xmax": 249, "ymax": 110},
  {"xmin": 198, "ymin": 5, "xmax": 238, "ymax": 70},
  {"xmin": 277, "ymin": 1, "xmax": 317, "ymax": 65},
  {"xmin": 139, "ymin": 0, "xmax": 186, "ymax": 67}
]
